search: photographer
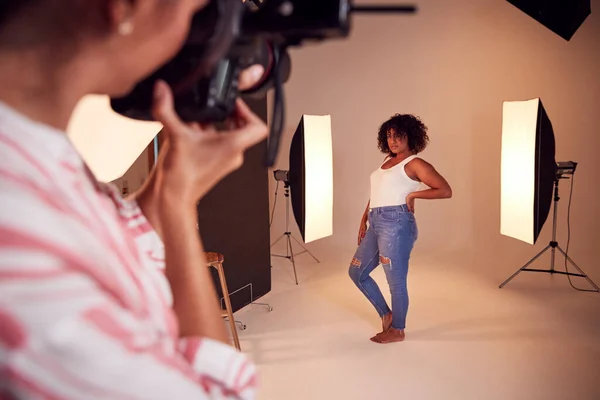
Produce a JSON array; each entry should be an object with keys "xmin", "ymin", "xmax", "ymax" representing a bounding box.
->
[{"xmin": 0, "ymin": 0, "xmax": 266, "ymax": 398}]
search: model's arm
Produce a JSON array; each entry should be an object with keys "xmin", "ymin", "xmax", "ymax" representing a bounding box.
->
[
  {"xmin": 357, "ymin": 200, "xmax": 370, "ymax": 245},
  {"xmin": 405, "ymin": 158, "xmax": 452, "ymax": 211},
  {"xmin": 361, "ymin": 200, "xmax": 370, "ymax": 225}
]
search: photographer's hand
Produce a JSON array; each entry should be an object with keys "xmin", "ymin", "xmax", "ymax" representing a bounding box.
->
[
  {"xmin": 153, "ymin": 83, "xmax": 267, "ymax": 203},
  {"xmin": 132, "ymin": 65, "xmax": 265, "ymax": 239},
  {"xmin": 149, "ymin": 76, "xmax": 267, "ymax": 342}
]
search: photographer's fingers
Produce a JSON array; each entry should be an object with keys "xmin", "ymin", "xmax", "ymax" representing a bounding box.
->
[
  {"xmin": 151, "ymin": 80, "xmax": 189, "ymax": 139},
  {"xmin": 228, "ymin": 98, "xmax": 268, "ymax": 150},
  {"xmin": 239, "ymin": 65, "xmax": 265, "ymax": 91},
  {"xmin": 234, "ymin": 97, "xmax": 263, "ymax": 124}
]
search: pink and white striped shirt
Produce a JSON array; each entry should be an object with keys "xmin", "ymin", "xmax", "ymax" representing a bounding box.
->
[{"xmin": 0, "ymin": 101, "xmax": 257, "ymax": 399}]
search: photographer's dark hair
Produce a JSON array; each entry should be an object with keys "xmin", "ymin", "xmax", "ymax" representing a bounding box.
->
[
  {"xmin": 0, "ymin": 1, "xmax": 33, "ymax": 24},
  {"xmin": 377, "ymin": 113, "xmax": 429, "ymax": 156}
]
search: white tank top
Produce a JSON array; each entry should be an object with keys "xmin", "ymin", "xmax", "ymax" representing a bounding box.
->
[{"xmin": 369, "ymin": 154, "xmax": 422, "ymax": 208}]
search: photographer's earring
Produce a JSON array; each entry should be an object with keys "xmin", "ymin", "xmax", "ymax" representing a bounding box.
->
[{"xmin": 118, "ymin": 20, "xmax": 134, "ymax": 36}]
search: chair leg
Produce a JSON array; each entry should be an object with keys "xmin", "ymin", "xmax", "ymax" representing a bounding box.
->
[{"xmin": 216, "ymin": 262, "xmax": 241, "ymax": 351}]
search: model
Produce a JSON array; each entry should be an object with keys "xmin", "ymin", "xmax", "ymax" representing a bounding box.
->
[{"xmin": 349, "ymin": 113, "xmax": 452, "ymax": 344}]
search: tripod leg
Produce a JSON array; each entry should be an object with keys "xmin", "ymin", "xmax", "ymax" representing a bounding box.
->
[
  {"xmin": 499, "ymin": 245, "xmax": 550, "ymax": 288},
  {"xmin": 271, "ymin": 233, "xmax": 292, "ymax": 264},
  {"xmin": 556, "ymin": 246, "xmax": 600, "ymax": 292},
  {"xmin": 270, "ymin": 233, "xmax": 286, "ymax": 248},
  {"xmin": 290, "ymin": 234, "xmax": 320, "ymax": 263},
  {"xmin": 287, "ymin": 234, "xmax": 299, "ymax": 285}
]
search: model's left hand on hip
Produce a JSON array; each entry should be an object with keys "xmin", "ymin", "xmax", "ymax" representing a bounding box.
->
[{"xmin": 406, "ymin": 193, "xmax": 415, "ymax": 213}]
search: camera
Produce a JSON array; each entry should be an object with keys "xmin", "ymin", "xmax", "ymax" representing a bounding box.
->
[{"xmin": 110, "ymin": 0, "xmax": 416, "ymax": 165}]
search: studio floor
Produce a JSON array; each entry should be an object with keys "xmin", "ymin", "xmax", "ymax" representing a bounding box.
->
[{"xmin": 232, "ymin": 248, "xmax": 600, "ymax": 400}]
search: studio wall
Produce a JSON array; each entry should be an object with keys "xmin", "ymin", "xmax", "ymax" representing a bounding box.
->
[{"xmin": 267, "ymin": 0, "xmax": 600, "ymax": 284}]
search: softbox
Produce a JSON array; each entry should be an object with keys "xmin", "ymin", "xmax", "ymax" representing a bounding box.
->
[
  {"xmin": 288, "ymin": 115, "xmax": 334, "ymax": 243},
  {"xmin": 506, "ymin": 0, "xmax": 591, "ymax": 41},
  {"xmin": 67, "ymin": 95, "xmax": 161, "ymax": 182},
  {"xmin": 500, "ymin": 98, "xmax": 556, "ymax": 245}
]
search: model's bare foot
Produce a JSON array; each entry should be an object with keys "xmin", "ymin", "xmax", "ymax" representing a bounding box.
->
[
  {"xmin": 367, "ymin": 312, "xmax": 393, "ymax": 341},
  {"xmin": 369, "ymin": 312, "xmax": 394, "ymax": 341},
  {"xmin": 370, "ymin": 327, "xmax": 405, "ymax": 344},
  {"xmin": 382, "ymin": 312, "xmax": 393, "ymax": 333}
]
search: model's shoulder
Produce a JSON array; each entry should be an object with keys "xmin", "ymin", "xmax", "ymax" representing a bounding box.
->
[
  {"xmin": 407, "ymin": 155, "xmax": 427, "ymax": 164},
  {"xmin": 406, "ymin": 156, "xmax": 433, "ymax": 170}
]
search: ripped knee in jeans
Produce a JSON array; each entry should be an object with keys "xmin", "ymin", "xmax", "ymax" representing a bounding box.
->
[
  {"xmin": 351, "ymin": 257, "xmax": 361, "ymax": 267},
  {"xmin": 380, "ymin": 255, "xmax": 392, "ymax": 269}
]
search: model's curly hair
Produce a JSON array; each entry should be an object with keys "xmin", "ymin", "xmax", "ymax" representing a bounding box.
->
[{"xmin": 377, "ymin": 114, "xmax": 429, "ymax": 156}]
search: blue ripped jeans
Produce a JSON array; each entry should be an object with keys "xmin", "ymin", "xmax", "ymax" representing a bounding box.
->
[{"xmin": 348, "ymin": 205, "xmax": 418, "ymax": 330}]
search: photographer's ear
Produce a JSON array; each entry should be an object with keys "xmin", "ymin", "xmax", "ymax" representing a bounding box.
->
[{"xmin": 106, "ymin": 0, "xmax": 136, "ymax": 36}]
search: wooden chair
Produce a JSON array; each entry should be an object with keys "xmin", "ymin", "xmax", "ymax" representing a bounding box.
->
[{"xmin": 205, "ymin": 252, "xmax": 241, "ymax": 351}]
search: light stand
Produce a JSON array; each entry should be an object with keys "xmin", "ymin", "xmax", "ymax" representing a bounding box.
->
[
  {"xmin": 270, "ymin": 171, "xmax": 320, "ymax": 285},
  {"xmin": 500, "ymin": 163, "xmax": 599, "ymax": 292}
]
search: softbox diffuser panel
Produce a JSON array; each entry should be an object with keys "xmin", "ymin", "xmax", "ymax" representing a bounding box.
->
[
  {"xmin": 289, "ymin": 115, "xmax": 333, "ymax": 244},
  {"xmin": 500, "ymin": 98, "xmax": 556, "ymax": 245},
  {"xmin": 67, "ymin": 95, "xmax": 161, "ymax": 182}
]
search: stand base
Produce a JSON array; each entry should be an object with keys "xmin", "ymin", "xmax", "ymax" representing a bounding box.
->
[
  {"xmin": 271, "ymin": 232, "xmax": 320, "ymax": 285},
  {"xmin": 513, "ymin": 268, "xmax": 586, "ymax": 277},
  {"xmin": 219, "ymin": 283, "xmax": 274, "ymax": 332},
  {"xmin": 499, "ymin": 242, "xmax": 600, "ymax": 292}
]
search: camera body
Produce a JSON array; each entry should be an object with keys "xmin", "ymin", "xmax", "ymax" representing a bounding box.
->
[{"xmin": 110, "ymin": 0, "xmax": 352, "ymax": 124}]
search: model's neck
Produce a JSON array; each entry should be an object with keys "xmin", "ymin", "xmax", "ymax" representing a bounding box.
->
[
  {"xmin": 0, "ymin": 48, "xmax": 85, "ymax": 131},
  {"xmin": 393, "ymin": 150, "xmax": 414, "ymax": 160}
]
